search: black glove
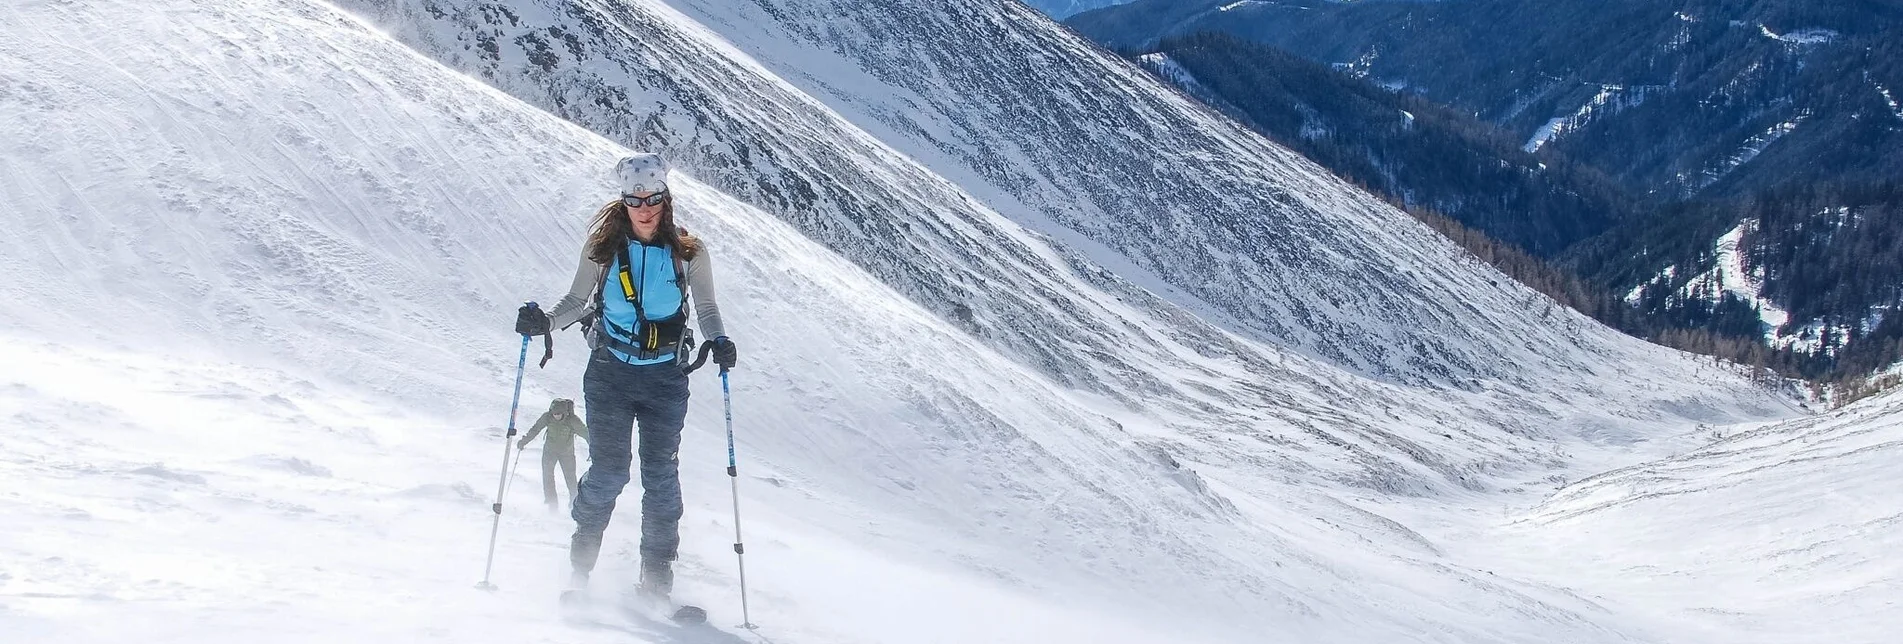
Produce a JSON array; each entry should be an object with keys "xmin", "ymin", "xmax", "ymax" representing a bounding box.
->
[
  {"xmin": 516, "ymin": 302, "xmax": 551, "ymax": 336},
  {"xmin": 712, "ymin": 336, "xmax": 737, "ymax": 371},
  {"xmin": 517, "ymin": 302, "xmax": 555, "ymax": 367}
]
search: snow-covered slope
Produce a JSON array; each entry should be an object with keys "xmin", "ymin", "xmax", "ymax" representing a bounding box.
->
[
  {"xmin": 337, "ymin": 0, "xmax": 1830, "ymax": 499},
  {"xmin": 0, "ymin": 0, "xmax": 1149, "ymax": 639},
  {"xmin": 1482, "ymin": 387, "xmax": 1903, "ymax": 643},
  {"xmin": 0, "ymin": 0, "xmax": 1833, "ymax": 643},
  {"xmin": 339, "ymin": 0, "xmax": 1620, "ymax": 389},
  {"xmin": 332, "ymin": 0, "xmax": 1797, "ymax": 461},
  {"xmin": 0, "ymin": 3, "xmax": 1260, "ymax": 640}
]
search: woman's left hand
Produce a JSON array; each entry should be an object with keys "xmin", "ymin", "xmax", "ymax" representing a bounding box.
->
[{"xmin": 713, "ymin": 337, "xmax": 738, "ymax": 370}]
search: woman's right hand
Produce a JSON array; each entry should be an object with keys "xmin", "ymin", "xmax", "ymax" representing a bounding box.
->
[
  {"xmin": 516, "ymin": 302, "xmax": 551, "ymax": 336},
  {"xmin": 517, "ymin": 302, "xmax": 556, "ymax": 367}
]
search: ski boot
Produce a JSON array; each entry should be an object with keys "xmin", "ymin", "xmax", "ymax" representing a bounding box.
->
[{"xmin": 637, "ymin": 559, "xmax": 673, "ymax": 603}]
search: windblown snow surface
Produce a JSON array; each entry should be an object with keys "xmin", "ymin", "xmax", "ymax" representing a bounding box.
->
[
  {"xmin": 1479, "ymin": 387, "xmax": 1903, "ymax": 644},
  {"xmin": 2, "ymin": 0, "xmax": 1891, "ymax": 643}
]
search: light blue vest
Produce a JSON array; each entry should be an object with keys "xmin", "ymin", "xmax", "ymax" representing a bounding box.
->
[{"xmin": 600, "ymin": 241, "xmax": 685, "ymax": 365}]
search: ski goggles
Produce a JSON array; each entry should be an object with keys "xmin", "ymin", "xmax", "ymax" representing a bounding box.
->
[{"xmin": 622, "ymin": 191, "xmax": 670, "ymax": 208}]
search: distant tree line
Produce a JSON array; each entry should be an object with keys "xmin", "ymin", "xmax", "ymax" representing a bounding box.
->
[
  {"xmin": 1085, "ymin": 0, "xmax": 1903, "ymax": 199},
  {"xmin": 1403, "ymin": 188, "xmax": 1902, "ymax": 402},
  {"xmin": 1148, "ymin": 32, "xmax": 1639, "ymax": 257},
  {"xmin": 1122, "ymin": 31, "xmax": 1903, "ymax": 400}
]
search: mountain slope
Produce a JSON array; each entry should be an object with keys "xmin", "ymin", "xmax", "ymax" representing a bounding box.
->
[
  {"xmin": 1131, "ymin": 32, "xmax": 1639, "ymax": 257},
  {"xmin": 0, "ymin": 0, "xmax": 1814, "ymax": 642},
  {"xmin": 328, "ymin": 0, "xmax": 1802, "ymax": 504},
  {"xmin": 320, "ymin": 0, "xmax": 1797, "ymax": 443},
  {"xmin": 0, "ymin": 1, "xmax": 1248, "ymax": 640},
  {"xmin": 1484, "ymin": 386, "xmax": 1903, "ymax": 643},
  {"xmin": 341, "ymin": 0, "xmax": 1622, "ymax": 388},
  {"xmin": 1569, "ymin": 181, "xmax": 1903, "ymax": 379},
  {"xmin": 1071, "ymin": 0, "xmax": 1903, "ymax": 199},
  {"xmin": 1071, "ymin": 0, "xmax": 1903, "ymax": 378}
]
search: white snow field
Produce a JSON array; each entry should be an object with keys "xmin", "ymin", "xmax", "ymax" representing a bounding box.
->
[
  {"xmin": 1487, "ymin": 387, "xmax": 1903, "ymax": 644},
  {"xmin": 1, "ymin": 0, "xmax": 1891, "ymax": 643}
]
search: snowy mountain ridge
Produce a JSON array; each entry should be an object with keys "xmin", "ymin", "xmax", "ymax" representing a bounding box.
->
[
  {"xmin": 341, "ymin": 0, "xmax": 1697, "ymax": 392},
  {"xmin": 5, "ymin": 0, "xmax": 1881, "ymax": 643}
]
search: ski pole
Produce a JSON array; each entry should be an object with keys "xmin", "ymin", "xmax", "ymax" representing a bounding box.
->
[
  {"xmin": 721, "ymin": 366, "xmax": 758, "ymax": 630},
  {"xmin": 503, "ymin": 438, "xmax": 528, "ymax": 501},
  {"xmin": 478, "ymin": 333, "xmax": 531, "ymax": 590},
  {"xmin": 478, "ymin": 303, "xmax": 550, "ymax": 591}
]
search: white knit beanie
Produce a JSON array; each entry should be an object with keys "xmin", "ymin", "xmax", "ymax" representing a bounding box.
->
[{"xmin": 614, "ymin": 153, "xmax": 669, "ymax": 195}]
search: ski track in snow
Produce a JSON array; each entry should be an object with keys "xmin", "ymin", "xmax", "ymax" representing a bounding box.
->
[{"xmin": 2, "ymin": 0, "xmax": 1887, "ymax": 643}]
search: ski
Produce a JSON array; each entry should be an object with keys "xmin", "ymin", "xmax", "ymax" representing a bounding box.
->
[
  {"xmin": 559, "ymin": 587, "xmax": 715, "ymax": 629},
  {"xmin": 669, "ymin": 604, "xmax": 708, "ymax": 625}
]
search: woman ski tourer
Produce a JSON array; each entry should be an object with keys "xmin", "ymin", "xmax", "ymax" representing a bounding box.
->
[{"xmin": 518, "ymin": 152, "xmax": 736, "ymax": 603}]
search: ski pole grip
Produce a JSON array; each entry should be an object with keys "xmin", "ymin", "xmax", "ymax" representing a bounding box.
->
[{"xmin": 516, "ymin": 301, "xmax": 551, "ymax": 336}]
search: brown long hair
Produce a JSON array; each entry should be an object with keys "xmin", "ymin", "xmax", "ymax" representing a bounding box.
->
[{"xmin": 584, "ymin": 198, "xmax": 703, "ymax": 265}]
